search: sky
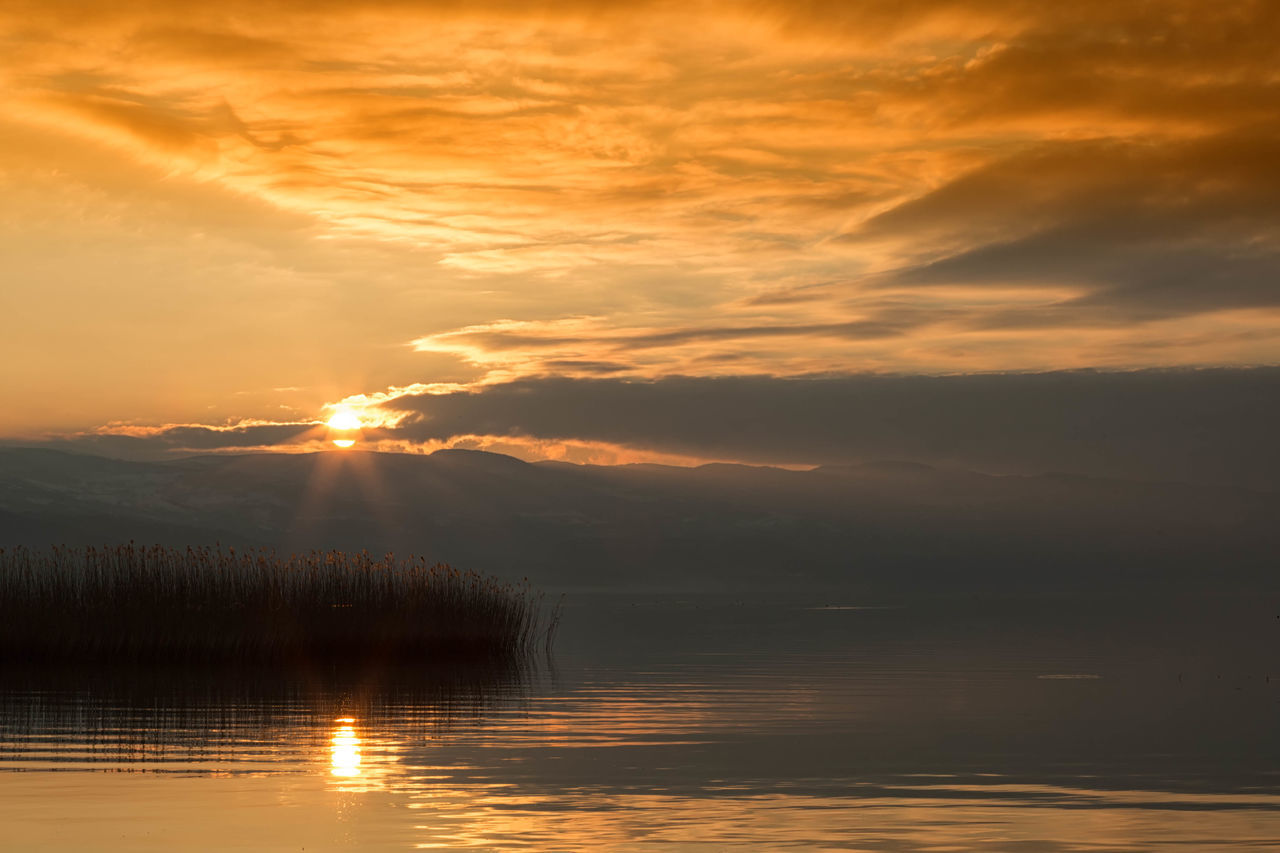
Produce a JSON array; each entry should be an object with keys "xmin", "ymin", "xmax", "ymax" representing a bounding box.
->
[{"xmin": 3, "ymin": 1, "xmax": 1278, "ymax": 470}]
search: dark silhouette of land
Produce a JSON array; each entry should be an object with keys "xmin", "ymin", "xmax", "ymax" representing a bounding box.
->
[{"xmin": 0, "ymin": 447, "xmax": 1274, "ymax": 597}]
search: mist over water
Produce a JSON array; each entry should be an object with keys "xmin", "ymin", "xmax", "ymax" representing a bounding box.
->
[{"xmin": 3, "ymin": 593, "xmax": 1277, "ymax": 851}]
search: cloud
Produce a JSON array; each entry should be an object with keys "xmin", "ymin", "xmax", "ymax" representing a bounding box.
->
[
  {"xmin": 1, "ymin": 422, "xmax": 322, "ymax": 462},
  {"xmin": 370, "ymin": 369, "xmax": 1280, "ymax": 489},
  {"xmin": 2, "ymin": 0, "xmax": 1279, "ymax": 437},
  {"xmin": 411, "ymin": 314, "xmax": 926, "ymax": 363},
  {"xmin": 13, "ymin": 368, "xmax": 1279, "ymax": 490},
  {"xmin": 139, "ymin": 423, "xmax": 318, "ymax": 449},
  {"xmin": 850, "ymin": 128, "xmax": 1280, "ymax": 324},
  {"xmin": 404, "ymin": 299, "xmax": 1280, "ymax": 380}
]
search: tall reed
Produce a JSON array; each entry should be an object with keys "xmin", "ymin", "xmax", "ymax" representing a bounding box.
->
[{"xmin": 0, "ymin": 544, "xmax": 557, "ymax": 664}]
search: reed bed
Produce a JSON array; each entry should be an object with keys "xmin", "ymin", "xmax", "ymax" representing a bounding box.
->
[{"xmin": 0, "ymin": 545, "xmax": 559, "ymax": 665}]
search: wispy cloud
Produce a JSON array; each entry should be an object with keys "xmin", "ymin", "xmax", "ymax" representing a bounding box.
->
[{"xmin": 2, "ymin": 0, "xmax": 1278, "ymax": 436}]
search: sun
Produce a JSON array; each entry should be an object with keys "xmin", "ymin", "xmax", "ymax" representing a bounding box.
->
[
  {"xmin": 327, "ymin": 411, "xmax": 361, "ymax": 431},
  {"xmin": 326, "ymin": 410, "xmax": 362, "ymax": 448}
]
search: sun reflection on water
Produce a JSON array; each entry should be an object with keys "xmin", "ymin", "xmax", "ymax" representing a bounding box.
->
[{"xmin": 329, "ymin": 718, "xmax": 361, "ymax": 777}]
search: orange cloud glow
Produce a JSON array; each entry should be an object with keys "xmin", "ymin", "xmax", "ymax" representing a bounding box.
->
[{"xmin": 1, "ymin": 0, "xmax": 1277, "ymax": 449}]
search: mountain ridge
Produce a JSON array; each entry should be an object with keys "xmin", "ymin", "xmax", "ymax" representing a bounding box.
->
[{"xmin": 1, "ymin": 447, "xmax": 1274, "ymax": 596}]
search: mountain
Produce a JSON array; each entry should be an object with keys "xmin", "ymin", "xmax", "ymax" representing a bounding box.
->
[{"xmin": 0, "ymin": 447, "xmax": 1275, "ymax": 596}]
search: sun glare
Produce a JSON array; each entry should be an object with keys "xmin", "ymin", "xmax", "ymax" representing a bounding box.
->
[
  {"xmin": 328, "ymin": 411, "xmax": 362, "ymax": 431},
  {"xmin": 327, "ymin": 410, "xmax": 362, "ymax": 448},
  {"xmin": 330, "ymin": 719, "xmax": 362, "ymax": 777}
]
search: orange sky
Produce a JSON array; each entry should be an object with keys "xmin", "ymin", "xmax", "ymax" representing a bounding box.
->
[{"xmin": 3, "ymin": 1, "xmax": 1278, "ymax": 457}]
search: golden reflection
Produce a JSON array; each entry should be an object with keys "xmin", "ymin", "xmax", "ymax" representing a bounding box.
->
[{"xmin": 329, "ymin": 718, "xmax": 361, "ymax": 777}]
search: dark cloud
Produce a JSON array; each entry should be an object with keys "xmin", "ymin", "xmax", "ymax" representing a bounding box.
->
[
  {"xmin": 151, "ymin": 424, "xmax": 316, "ymax": 449},
  {"xmin": 379, "ymin": 369, "xmax": 1280, "ymax": 490},
  {"xmin": 12, "ymin": 370, "xmax": 1277, "ymax": 491},
  {"xmin": 2, "ymin": 424, "xmax": 319, "ymax": 461},
  {"xmin": 854, "ymin": 127, "xmax": 1280, "ymax": 323}
]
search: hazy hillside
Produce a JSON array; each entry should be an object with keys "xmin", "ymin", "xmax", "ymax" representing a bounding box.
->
[{"xmin": 0, "ymin": 448, "xmax": 1275, "ymax": 596}]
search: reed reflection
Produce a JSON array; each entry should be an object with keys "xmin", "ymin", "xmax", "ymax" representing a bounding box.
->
[{"xmin": 0, "ymin": 661, "xmax": 534, "ymax": 773}]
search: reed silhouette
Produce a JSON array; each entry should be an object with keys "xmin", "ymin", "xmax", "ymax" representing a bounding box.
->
[{"xmin": 0, "ymin": 544, "xmax": 557, "ymax": 664}]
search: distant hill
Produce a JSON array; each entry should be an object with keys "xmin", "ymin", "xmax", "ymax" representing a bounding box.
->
[{"xmin": 0, "ymin": 447, "xmax": 1275, "ymax": 596}]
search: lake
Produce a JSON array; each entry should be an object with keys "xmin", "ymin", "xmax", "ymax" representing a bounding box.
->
[{"xmin": 2, "ymin": 593, "xmax": 1277, "ymax": 851}]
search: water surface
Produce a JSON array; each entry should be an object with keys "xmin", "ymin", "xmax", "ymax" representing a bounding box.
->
[{"xmin": 2, "ymin": 595, "xmax": 1277, "ymax": 851}]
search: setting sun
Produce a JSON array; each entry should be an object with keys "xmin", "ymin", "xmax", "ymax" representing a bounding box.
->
[
  {"xmin": 327, "ymin": 411, "xmax": 361, "ymax": 431},
  {"xmin": 327, "ymin": 411, "xmax": 361, "ymax": 448}
]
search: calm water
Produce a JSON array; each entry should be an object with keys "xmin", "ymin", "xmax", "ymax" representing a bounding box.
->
[{"xmin": 1, "ymin": 595, "xmax": 1278, "ymax": 851}]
